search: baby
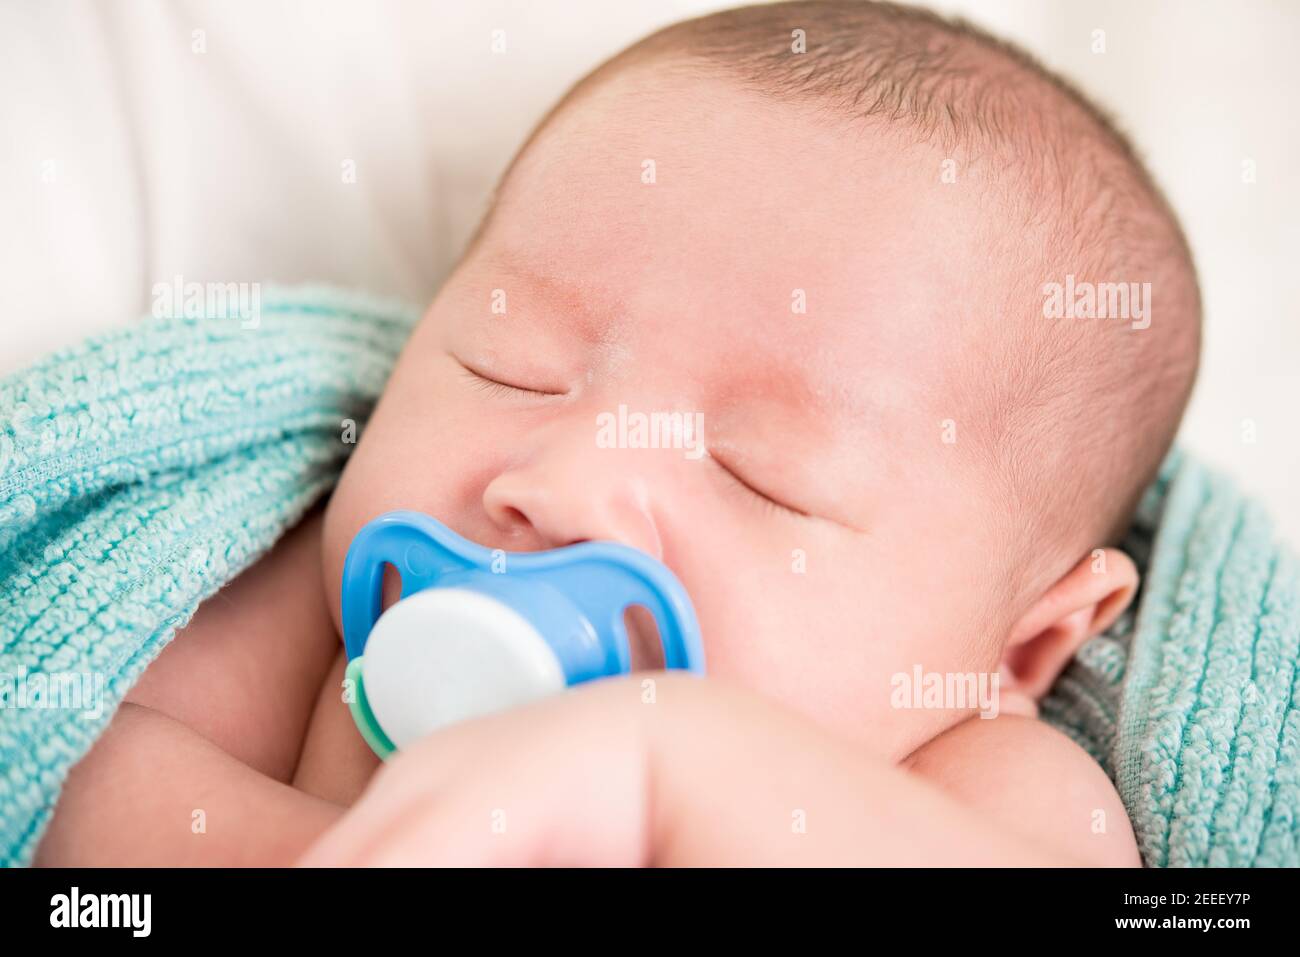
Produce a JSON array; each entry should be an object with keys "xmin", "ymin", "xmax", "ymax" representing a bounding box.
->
[{"xmin": 36, "ymin": 0, "xmax": 1200, "ymax": 866}]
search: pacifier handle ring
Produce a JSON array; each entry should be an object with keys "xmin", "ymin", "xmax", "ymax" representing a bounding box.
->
[
  {"xmin": 340, "ymin": 510, "xmax": 482, "ymax": 660},
  {"xmin": 342, "ymin": 512, "xmax": 705, "ymax": 674},
  {"xmin": 563, "ymin": 545, "xmax": 706, "ymax": 675}
]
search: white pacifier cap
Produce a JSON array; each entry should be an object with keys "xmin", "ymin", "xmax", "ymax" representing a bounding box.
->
[{"xmin": 362, "ymin": 587, "xmax": 566, "ymax": 749}]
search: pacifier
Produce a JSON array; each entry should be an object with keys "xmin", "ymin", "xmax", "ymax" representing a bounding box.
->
[{"xmin": 340, "ymin": 511, "xmax": 705, "ymax": 758}]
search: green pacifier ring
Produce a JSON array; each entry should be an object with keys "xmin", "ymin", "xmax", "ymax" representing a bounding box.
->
[{"xmin": 345, "ymin": 656, "xmax": 397, "ymax": 760}]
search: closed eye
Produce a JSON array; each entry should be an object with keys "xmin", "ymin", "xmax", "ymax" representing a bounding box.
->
[
  {"xmin": 456, "ymin": 359, "xmax": 565, "ymax": 398},
  {"xmin": 711, "ymin": 454, "xmax": 812, "ymax": 520}
]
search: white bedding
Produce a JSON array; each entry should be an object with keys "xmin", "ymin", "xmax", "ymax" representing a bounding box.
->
[{"xmin": 0, "ymin": 0, "xmax": 710, "ymax": 374}]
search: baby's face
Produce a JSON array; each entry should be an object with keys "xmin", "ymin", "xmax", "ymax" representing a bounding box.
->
[{"xmin": 325, "ymin": 70, "xmax": 1020, "ymax": 759}]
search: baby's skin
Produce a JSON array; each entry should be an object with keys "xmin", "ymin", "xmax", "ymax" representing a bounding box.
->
[{"xmin": 37, "ymin": 61, "xmax": 1145, "ymax": 867}]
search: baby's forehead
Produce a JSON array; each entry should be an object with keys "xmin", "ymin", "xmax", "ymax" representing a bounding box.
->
[
  {"xmin": 499, "ymin": 71, "xmax": 968, "ymax": 251},
  {"xmin": 485, "ymin": 81, "xmax": 1000, "ymax": 363}
]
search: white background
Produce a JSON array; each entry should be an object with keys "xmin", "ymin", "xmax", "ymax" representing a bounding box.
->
[{"xmin": 3, "ymin": 0, "xmax": 1296, "ymax": 542}]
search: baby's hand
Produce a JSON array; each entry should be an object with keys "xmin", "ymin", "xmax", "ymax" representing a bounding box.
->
[{"xmin": 297, "ymin": 674, "xmax": 657, "ymax": 866}]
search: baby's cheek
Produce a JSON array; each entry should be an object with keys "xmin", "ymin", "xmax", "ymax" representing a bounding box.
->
[
  {"xmin": 319, "ymin": 415, "xmax": 426, "ymax": 633},
  {"xmin": 689, "ymin": 548, "xmax": 993, "ymax": 759},
  {"xmin": 319, "ymin": 342, "xmax": 472, "ymax": 627}
]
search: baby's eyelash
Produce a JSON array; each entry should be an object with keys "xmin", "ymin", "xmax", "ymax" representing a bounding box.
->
[
  {"xmin": 464, "ymin": 369, "xmax": 525, "ymax": 397},
  {"xmin": 712, "ymin": 456, "xmax": 811, "ymax": 520},
  {"xmin": 458, "ymin": 363, "xmax": 560, "ymax": 398}
]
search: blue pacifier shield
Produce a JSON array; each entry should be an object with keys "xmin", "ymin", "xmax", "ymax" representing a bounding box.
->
[{"xmin": 340, "ymin": 511, "xmax": 705, "ymax": 757}]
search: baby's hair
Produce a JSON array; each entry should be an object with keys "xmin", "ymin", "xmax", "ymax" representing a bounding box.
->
[{"xmin": 490, "ymin": 0, "xmax": 1202, "ymax": 600}]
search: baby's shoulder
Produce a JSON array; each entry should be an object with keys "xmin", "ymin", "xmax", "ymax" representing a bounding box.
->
[{"xmin": 903, "ymin": 714, "xmax": 1140, "ymax": 865}]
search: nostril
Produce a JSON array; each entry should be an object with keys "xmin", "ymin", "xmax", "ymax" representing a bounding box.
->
[{"xmin": 490, "ymin": 504, "xmax": 530, "ymax": 533}]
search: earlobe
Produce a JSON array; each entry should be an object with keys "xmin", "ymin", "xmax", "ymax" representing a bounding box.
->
[{"xmin": 999, "ymin": 548, "xmax": 1138, "ymax": 700}]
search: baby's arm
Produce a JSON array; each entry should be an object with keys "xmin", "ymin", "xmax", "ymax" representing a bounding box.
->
[
  {"xmin": 123, "ymin": 508, "xmax": 342, "ymax": 782},
  {"xmin": 647, "ymin": 688, "xmax": 1139, "ymax": 866},
  {"xmin": 903, "ymin": 712, "xmax": 1141, "ymax": 866},
  {"xmin": 301, "ymin": 673, "xmax": 1128, "ymax": 866},
  {"xmin": 35, "ymin": 703, "xmax": 343, "ymax": 866},
  {"xmin": 39, "ymin": 508, "xmax": 367, "ymax": 864},
  {"xmin": 293, "ymin": 648, "xmax": 383, "ymax": 806}
]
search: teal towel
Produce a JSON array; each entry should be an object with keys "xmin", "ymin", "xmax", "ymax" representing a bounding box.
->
[
  {"xmin": 1043, "ymin": 449, "xmax": 1300, "ymax": 866},
  {"xmin": 0, "ymin": 286, "xmax": 417, "ymax": 866}
]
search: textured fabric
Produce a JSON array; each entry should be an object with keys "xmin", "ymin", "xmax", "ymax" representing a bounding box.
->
[
  {"xmin": 1042, "ymin": 449, "xmax": 1300, "ymax": 866},
  {"xmin": 0, "ymin": 286, "xmax": 416, "ymax": 866}
]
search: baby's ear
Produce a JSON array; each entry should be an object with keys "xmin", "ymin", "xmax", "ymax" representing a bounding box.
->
[{"xmin": 999, "ymin": 548, "xmax": 1138, "ymax": 701}]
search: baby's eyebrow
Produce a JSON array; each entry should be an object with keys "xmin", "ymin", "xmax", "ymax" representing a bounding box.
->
[
  {"xmin": 482, "ymin": 257, "xmax": 622, "ymax": 345},
  {"xmin": 716, "ymin": 358, "xmax": 819, "ymax": 410},
  {"xmin": 713, "ymin": 340, "xmax": 867, "ymax": 434}
]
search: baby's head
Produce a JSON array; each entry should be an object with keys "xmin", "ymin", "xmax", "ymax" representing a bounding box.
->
[{"xmin": 324, "ymin": 0, "xmax": 1200, "ymax": 759}]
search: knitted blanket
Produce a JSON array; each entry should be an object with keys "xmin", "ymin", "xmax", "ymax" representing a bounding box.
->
[
  {"xmin": 0, "ymin": 286, "xmax": 417, "ymax": 865},
  {"xmin": 1043, "ymin": 450, "xmax": 1300, "ymax": 866}
]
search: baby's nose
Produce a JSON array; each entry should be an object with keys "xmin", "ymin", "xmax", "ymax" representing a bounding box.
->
[{"xmin": 481, "ymin": 441, "xmax": 665, "ymax": 560}]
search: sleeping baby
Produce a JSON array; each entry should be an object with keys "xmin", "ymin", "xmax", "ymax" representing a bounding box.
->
[{"xmin": 36, "ymin": 0, "xmax": 1200, "ymax": 865}]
